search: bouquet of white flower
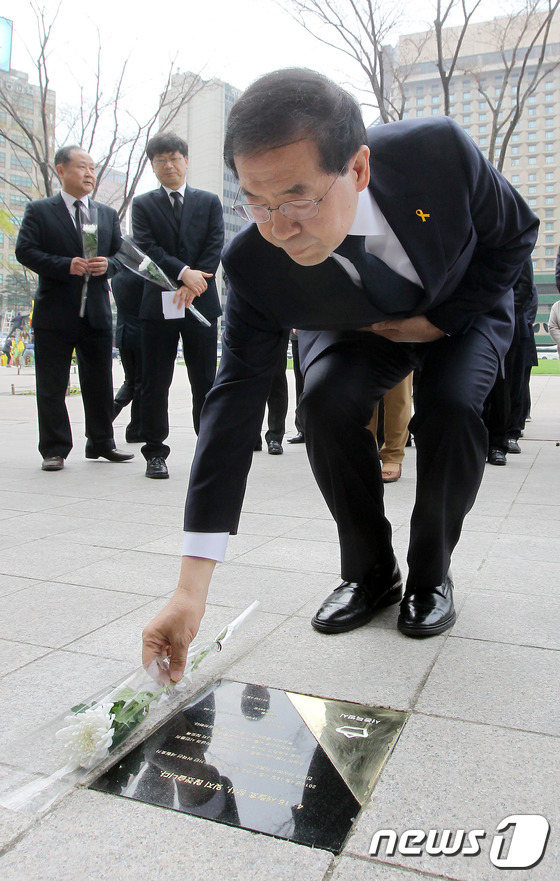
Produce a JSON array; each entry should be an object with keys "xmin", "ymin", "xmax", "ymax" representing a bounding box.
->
[
  {"xmin": 79, "ymin": 207, "xmax": 98, "ymax": 318},
  {"xmin": 115, "ymin": 236, "xmax": 210, "ymax": 326},
  {"xmin": 0, "ymin": 602, "xmax": 259, "ymax": 814}
]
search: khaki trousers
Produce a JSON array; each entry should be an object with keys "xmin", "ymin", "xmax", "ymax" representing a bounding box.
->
[{"xmin": 368, "ymin": 372, "xmax": 413, "ymax": 466}]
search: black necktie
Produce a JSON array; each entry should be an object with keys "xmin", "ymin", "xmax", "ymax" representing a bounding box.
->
[
  {"xmin": 73, "ymin": 199, "xmax": 84, "ymax": 238},
  {"xmin": 334, "ymin": 235, "xmax": 423, "ymax": 314},
  {"xmin": 170, "ymin": 190, "xmax": 183, "ymax": 225}
]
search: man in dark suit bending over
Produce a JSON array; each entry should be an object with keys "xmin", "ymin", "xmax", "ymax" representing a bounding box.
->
[
  {"xmin": 15, "ymin": 146, "xmax": 133, "ymax": 471},
  {"xmin": 142, "ymin": 69, "xmax": 538, "ymax": 680},
  {"xmin": 132, "ymin": 133, "xmax": 224, "ymax": 479}
]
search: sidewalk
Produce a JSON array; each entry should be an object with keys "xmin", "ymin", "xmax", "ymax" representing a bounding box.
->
[{"xmin": 0, "ymin": 363, "xmax": 559, "ymax": 881}]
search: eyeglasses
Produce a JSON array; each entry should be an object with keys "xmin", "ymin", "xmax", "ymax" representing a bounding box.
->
[
  {"xmin": 233, "ymin": 168, "xmax": 345, "ymax": 224},
  {"xmin": 152, "ymin": 156, "xmax": 185, "ymax": 168}
]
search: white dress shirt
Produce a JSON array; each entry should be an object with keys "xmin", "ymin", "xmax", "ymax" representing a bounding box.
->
[
  {"xmin": 162, "ymin": 182, "xmax": 190, "ymax": 281},
  {"xmin": 60, "ymin": 190, "xmax": 90, "ymax": 226},
  {"xmin": 182, "ymin": 187, "xmax": 422, "ymax": 562}
]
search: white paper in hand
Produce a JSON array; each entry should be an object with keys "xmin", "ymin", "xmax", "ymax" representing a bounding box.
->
[{"xmin": 161, "ymin": 290, "xmax": 185, "ymax": 320}]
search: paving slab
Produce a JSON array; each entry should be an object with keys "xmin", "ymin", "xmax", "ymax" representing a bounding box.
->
[
  {"xmin": 454, "ymin": 589, "xmax": 560, "ymax": 649},
  {"xmin": 0, "ymin": 789, "xmax": 334, "ymax": 881},
  {"xmin": 345, "ymin": 714, "xmax": 560, "ymax": 881}
]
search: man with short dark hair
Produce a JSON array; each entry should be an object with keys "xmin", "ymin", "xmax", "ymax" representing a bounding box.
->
[
  {"xmin": 142, "ymin": 69, "xmax": 538, "ymax": 681},
  {"xmin": 132, "ymin": 132, "xmax": 224, "ymax": 479},
  {"xmin": 15, "ymin": 145, "xmax": 133, "ymax": 470}
]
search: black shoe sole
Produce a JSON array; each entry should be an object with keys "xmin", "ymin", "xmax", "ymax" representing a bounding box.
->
[
  {"xmin": 311, "ymin": 585, "xmax": 402, "ymax": 634},
  {"xmin": 146, "ymin": 470, "xmax": 169, "ymax": 479},
  {"xmin": 397, "ymin": 609, "xmax": 456, "ymax": 638}
]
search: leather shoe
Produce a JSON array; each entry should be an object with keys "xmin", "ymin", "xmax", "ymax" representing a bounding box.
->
[
  {"xmin": 312, "ymin": 561, "xmax": 402, "ymax": 634},
  {"xmin": 398, "ymin": 574, "xmax": 456, "ymax": 638},
  {"xmin": 146, "ymin": 456, "xmax": 169, "ymax": 479},
  {"xmin": 267, "ymin": 440, "xmax": 283, "ymax": 455},
  {"xmin": 287, "ymin": 432, "xmax": 305, "ymax": 444},
  {"xmin": 488, "ymin": 447, "xmax": 506, "ymax": 466},
  {"xmin": 507, "ymin": 438, "xmax": 521, "ymax": 454},
  {"xmin": 41, "ymin": 456, "xmax": 64, "ymax": 471},
  {"xmin": 85, "ymin": 446, "xmax": 134, "ymax": 462}
]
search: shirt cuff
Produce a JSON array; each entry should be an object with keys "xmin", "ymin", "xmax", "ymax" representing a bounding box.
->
[
  {"xmin": 182, "ymin": 531, "xmax": 229, "ymax": 562},
  {"xmin": 178, "ymin": 265, "xmax": 190, "ymax": 282}
]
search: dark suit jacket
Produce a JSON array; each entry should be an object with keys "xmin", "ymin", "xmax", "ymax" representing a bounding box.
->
[
  {"xmin": 131, "ymin": 184, "xmax": 224, "ymax": 322},
  {"xmin": 15, "ymin": 193, "xmax": 122, "ymax": 331},
  {"xmin": 184, "ymin": 116, "xmax": 539, "ymax": 534},
  {"xmin": 111, "ymin": 268, "xmax": 144, "ymax": 349}
]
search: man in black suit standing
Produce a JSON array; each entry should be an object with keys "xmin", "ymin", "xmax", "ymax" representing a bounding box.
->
[
  {"xmin": 112, "ymin": 267, "xmax": 145, "ymax": 443},
  {"xmin": 132, "ymin": 133, "xmax": 224, "ymax": 479},
  {"xmin": 142, "ymin": 69, "xmax": 538, "ymax": 681},
  {"xmin": 15, "ymin": 145, "xmax": 133, "ymax": 471}
]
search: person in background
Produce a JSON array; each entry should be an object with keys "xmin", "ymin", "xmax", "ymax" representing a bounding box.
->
[
  {"xmin": 15, "ymin": 145, "xmax": 133, "ymax": 472},
  {"xmin": 112, "ymin": 267, "xmax": 144, "ymax": 443},
  {"xmin": 368, "ymin": 373, "xmax": 413, "ymax": 483}
]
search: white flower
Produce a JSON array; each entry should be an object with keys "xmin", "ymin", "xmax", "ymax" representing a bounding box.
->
[
  {"xmin": 56, "ymin": 704, "xmax": 115, "ymax": 769},
  {"xmin": 138, "ymin": 256, "xmax": 151, "ymax": 272},
  {"xmin": 82, "ymin": 224, "xmax": 97, "ymax": 235}
]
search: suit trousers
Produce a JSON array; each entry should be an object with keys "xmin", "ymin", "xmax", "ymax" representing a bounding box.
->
[
  {"xmin": 140, "ymin": 315, "xmax": 218, "ymax": 460},
  {"xmin": 114, "ymin": 346, "xmax": 143, "ymax": 438},
  {"xmin": 291, "ymin": 335, "xmax": 304, "ymax": 435},
  {"xmin": 263, "ymin": 329, "xmax": 290, "ymax": 445},
  {"xmin": 298, "ymin": 328, "xmax": 498, "ymax": 590},
  {"xmin": 34, "ymin": 323, "xmax": 114, "ymax": 458}
]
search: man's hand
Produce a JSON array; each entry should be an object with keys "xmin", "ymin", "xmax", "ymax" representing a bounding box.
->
[
  {"xmin": 70, "ymin": 257, "xmax": 89, "ymax": 276},
  {"xmin": 362, "ymin": 316, "xmax": 446, "ymax": 343},
  {"xmin": 142, "ymin": 556, "xmax": 215, "ymax": 683},
  {"xmin": 87, "ymin": 256, "xmax": 109, "ymax": 276},
  {"xmin": 180, "ymin": 267, "xmax": 213, "ymax": 295},
  {"xmin": 172, "ymin": 285, "xmax": 200, "ymax": 310}
]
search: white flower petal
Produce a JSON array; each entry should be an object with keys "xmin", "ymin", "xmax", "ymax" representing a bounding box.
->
[{"xmin": 56, "ymin": 704, "xmax": 115, "ymax": 769}]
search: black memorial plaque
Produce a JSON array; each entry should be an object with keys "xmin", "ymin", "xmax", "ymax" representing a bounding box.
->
[{"xmin": 91, "ymin": 680, "xmax": 406, "ymax": 853}]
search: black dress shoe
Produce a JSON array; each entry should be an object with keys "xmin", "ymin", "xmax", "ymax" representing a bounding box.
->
[
  {"xmin": 488, "ymin": 447, "xmax": 506, "ymax": 466},
  {"xmin": 146, "ymin": 456, "xmax": 169, "ymax": 479},
  {"xmin": 312, "ymin": 562, "xmax": 403, "ymax": 634},
  {"xmin": 267, "ymin": 440, "xmax": 283, "ymax": 455},
  {"xmin": 506, "ymin": 438, "xmax": 521, "ymax": 454},
  {"xmin": 85, "ymin": 446, "xmax": 134, "ymax": 462},
  {"xmin": 287, "ymin": 432, "xmax": 305, "ymax": 444},
  {"xmin": 41, "ymin": 456, "xmax": 64, "ymax": 471},
  {"xmin": 398, "ymin": 574, "xmax": 456, "ymax": 638}
]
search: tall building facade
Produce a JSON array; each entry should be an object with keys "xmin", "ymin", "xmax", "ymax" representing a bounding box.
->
[
  {"xmin": 393, "ymin": 13, "xmax": 560, "ymax": 343},
  {"xmin": 0, "ymin": 68, "xmax": 55, "ymax": 304},
  {"xmin": 163, "ymin": 72, "xmax": 246, "ymax": 306}
]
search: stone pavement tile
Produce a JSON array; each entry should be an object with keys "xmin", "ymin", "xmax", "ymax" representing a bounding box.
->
[
  {"xmin": 505, "ymin": 500, "xmax": 560, "ymax": 522},
  {"xmin": 52, "ymin": 549, "xmax": 182, "ymax": 596},
  {"xmin": 461, "ymin": 513, "xmax": 504, "ymax": 533},
  {"xmin": 50, "ymin": 497, "xmax": 182, "ymax": 527},
  {"xmin": 0, "ymin": 652, "xmax": 132, "ymax": 764},
  {"xmin": 68, "ymin": 600, "xmax": 284, "ymax": 669},
  {"xmin": 331, "ymin": 857, "xmax": 451, "ymax": 880},
  {"xmin": 209, "ymin": 563, "xmax": 340, "ymax": 616},
  {"xmin": 233, "ymin": 536, "xmax": 340, "ymax": 574},
  {"xmin": 0, "ymin": 789, "xmax": 334, "ymax": 881},
  {"xmin": 472, "ymin": 557, "xmax": 552, "ymax": 597},
  {"xmin": 345, "ymin": 714, "xmax": 559, "ymax": 881},
  {"xmin": 416, "ymin": 637, "xmax": 560, "ymax": 735},
  {"xmin": 454, "ymin": 590, "xmax": 560, "ymax": 650},
  {"xmin": 284, "ymin": 517, "xmax": 339, "ymax": 543},
  {"xmin": 0, "ymin": 766, "xmax": 35, "ymax": 853},
  {"xmin": 485, "ymin": 532, "xmax": 560, "ymax": 565},
  {"xmin": 0, "ymin": 574, "xmax": 41, "ymax": 599},
  {"xmin": 0, "ymin": 582, "xmax": 149, "ymax": 649},
  {"xmin": 236, "ymin": 510, "xmax": 311, "ymax": 537},
  {"xmin": 0, "ymin": 489, "xmax": 82, "ymax": 514},
  {"xmin": 0, "ymin": 538, "xmax": 119, "ymax": 581},
  {"xmin": 243, "ymin": 491, "xmax": 332, "ymax": 519},
  {"xmin": 0, "ymin": 639, "xmax": 50, "ymax": 676},
  {"xmin": 0, "ymin": 512, "xmax": 174, "ymax": 552},
  {"xmin": 227, "ymin": 617, "xmax": 447, "ymax": 709}
]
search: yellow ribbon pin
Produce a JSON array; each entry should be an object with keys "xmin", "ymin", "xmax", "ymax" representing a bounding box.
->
[{"xmin": 416, "ymin": 209, "xmax": 430, "ymax": 222}]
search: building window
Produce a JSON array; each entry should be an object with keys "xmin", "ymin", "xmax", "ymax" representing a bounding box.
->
[
  {"xmin": 479, "ymin": 124, "xmax": 487, "ymax": 133},
  {"xmin": 528, "ymin": 95, "xmax": 537, "ymax": 105},
  {"xmin": 546, "ymin": 259, "xmax": 555, "ymax": 268},
  {"xmin": 528, "ymin": 186, "xmax": 537, "ymax": 194},
  {"xmin": 417, "ymin": 98, "xmax": 425, "ymax": 106},
  {"xmin": 528, "ymin": 157, "xmax": 537, "ymax": 165},
  {"xmin": 545, "ymin": 94, "xmax": 554, "ymax": 104},
  {"xmin": 545, "ymin": 208, "xmax": 555, "ymax": 216},
  {"xmin": 545, "ymin": 155, "xmax": 555, "ymax": 163},
  {"xmin": 545, "ymin": 172, "xmax": 554, "ymax": 180},
  {"xmin": 463, "ymin": 91, "xmax": 471, "ymax": 100},
  {"xmin": 463, "ymin": 115, "xmax": 471, "ymax": 123},
  {"xmin": 511, "ymin": 175, "xmax": 520, "ymax": 183},
  {"xmin": 511, "ymin": 146, "xmax": 520, "ymax": 154},
  {"xmin": 511, "ymin": 133, "xmax": 520, "ymax": 142},
  {"xmin": 528, "ymin": 198, "xmax": 537, "ymax": 206},
  {"xmin": 463, "ymin": 103, "xmax": 471, "ymax": 112},
  {"xmin": 545, "ymin": 221, "xmax": 555, "ymax": 230},
  {"xmin": 546, "ymin": 184, "xmax": 555, "ymax": 192},
  {"xmin": 545, "ymin": 143, "xmax": 555, "ymax": 152},
  {"xmin": 528, "ymin": 120, "xmax": 537, "ymax": 128},
  {"xmin": 528, "ymin": 107, "xmax": 537, "ymax": 117},
  {"xmin": 545, "ymin": 80, "xmax": 554, "ymax": 90},
  {"xmin": 546, "ymin": 234, "xmax": 555, "ymax": 242},
  {"xmin": 432, "ymin": 95, "xmax": 439, "ymax": 105},
  {"xmin": 545, "ymin": 130, "xmax": 554, "ymax": 139},
  {"xmin": 545, "ymin": 247, "xmax": 554, "ymax": 255},
  {"xmin": 528, "ymin": 145, "xmax": 537, "ymax": 153},
  {"xmin": 546, "ymin": 197, "xmax": 555, "ymax": 205},
  {"xmin": 417, "ymin": 109, "xmax": 424, "ymax": 117},
  {"xmin": 511, "ymin": 159, "xmax": 520, "ymax": 166},
  {"xmin": 478, "ymin": 113, "xmax": 487, "ymax": 122},
  {"xmin": 479, "ymin": 137, "xmax": 487, "ymax": 146}
]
